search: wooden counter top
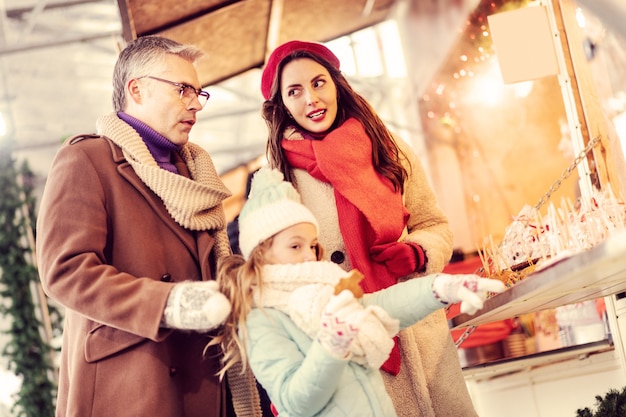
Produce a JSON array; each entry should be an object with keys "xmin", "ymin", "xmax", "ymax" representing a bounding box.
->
[{"xmin": 452, "ymin": 229, "xmax": 626, "ymax": 329}]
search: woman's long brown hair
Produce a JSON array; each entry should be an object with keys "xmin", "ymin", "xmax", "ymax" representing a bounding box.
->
[{"xmin": 262, "ymin": 50, "xmax": 410, "ymax": 192}]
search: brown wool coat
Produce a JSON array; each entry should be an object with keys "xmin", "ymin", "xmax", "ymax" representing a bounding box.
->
[
  {"xmin": 292, "ymin": 138, "xmax": 478, "ymax": 417},
  {"xmin": 36, "ymin": 136, "xmax": 257, "ymax": 417}
]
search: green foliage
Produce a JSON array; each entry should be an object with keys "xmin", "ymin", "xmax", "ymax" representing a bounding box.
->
[
  {"xmin": 0, "ymin": 151, "xmax": 61, "ymax": 417},
  {"xmin": 576, "ymin": 386, "xmax": 626, "ymax": 417}
]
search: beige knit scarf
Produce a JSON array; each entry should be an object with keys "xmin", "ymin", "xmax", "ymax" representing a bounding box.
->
[{"xmin": 96, "ymin": 112, "xmax": 232, "ymax": 258}]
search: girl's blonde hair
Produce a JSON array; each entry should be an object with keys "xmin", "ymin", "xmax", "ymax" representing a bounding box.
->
[{"xmin": 208, "ymin": 237, "xmax": 323, "ymax": 379}]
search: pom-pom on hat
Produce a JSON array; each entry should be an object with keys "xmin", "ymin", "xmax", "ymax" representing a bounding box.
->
[
  {"xmin": 238, "ymin": 166, "xmax": 319, "ymax": 259},
  {"xmin": 261, "ymin": 40, "xmax": 341, "ymax": 100}
]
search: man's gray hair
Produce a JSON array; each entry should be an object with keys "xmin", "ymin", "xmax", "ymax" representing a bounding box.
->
[{"xmin": 112, "ymin": 36, "xmax": 205, "ymax": 112}]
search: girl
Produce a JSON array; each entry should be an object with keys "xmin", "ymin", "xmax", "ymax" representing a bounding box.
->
[{"xmin": 212, "ymin": 167, "xmax": 505, "ymax": 417}]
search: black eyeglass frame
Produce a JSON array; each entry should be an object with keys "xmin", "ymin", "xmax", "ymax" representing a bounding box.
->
[{"xmin": 138, "ymin": 75, "xmax": 210, "ymax": 108}]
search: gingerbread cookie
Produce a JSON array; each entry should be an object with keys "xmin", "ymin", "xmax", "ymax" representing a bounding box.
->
[{"xmin": 334, "ymin": 269, "xmax": 364, "ymax": 298}]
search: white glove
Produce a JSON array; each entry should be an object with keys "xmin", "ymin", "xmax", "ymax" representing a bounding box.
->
[
  {"xmin": 162, "ymin": 281, "xmax": 232, "ymax": 331},
  {"xmin": 350, "ymin": 305, "xmax": 399, "ymax": 369},
  {"xmin": 431, "ymin": 273, "xmax": 506, "ymax": 315},
  {"xmin": 317, "ymin": 290, "xmax": 367, "ymax": 359}
]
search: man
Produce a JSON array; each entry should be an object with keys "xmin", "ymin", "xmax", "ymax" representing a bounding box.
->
[{"xmin": 36, "ymin": 36, "xmax": 260, "ymax": 417}]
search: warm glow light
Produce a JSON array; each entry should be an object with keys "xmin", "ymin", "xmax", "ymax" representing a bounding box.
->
[{"xmin": 466, "ymin": 64, "xmax": 504, "ymax": 106}]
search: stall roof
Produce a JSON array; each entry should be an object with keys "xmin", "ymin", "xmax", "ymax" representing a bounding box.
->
[{"xmin": 117, "ymin": 0, "xmax": 399, "ymax": 87}]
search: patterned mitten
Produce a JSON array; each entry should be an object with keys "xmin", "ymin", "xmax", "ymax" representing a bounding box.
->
[
  {"xmin": 317, "ymin": 290, "xmax": 367, "ymax": 359},
  {"xmin": 163, "ymin": 281, "xmax": 232, "ymax": 331},
  {"xmin": 431, "ymin": 273, "xmax": 506, "ymax": 315}
]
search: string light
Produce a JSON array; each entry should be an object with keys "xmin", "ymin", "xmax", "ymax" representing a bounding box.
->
[{"xmin": 420, "ymin": 0, "xmax": 532, "ymax": 123}]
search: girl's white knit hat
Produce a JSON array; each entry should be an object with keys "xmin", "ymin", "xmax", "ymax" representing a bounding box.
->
[{"xmin": 238, "ymin": 167, "xmax": 319, "ymax": 259}]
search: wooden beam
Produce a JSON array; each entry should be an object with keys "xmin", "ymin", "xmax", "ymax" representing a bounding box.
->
[{"xmin": 545, "ymin": 0, "xmax": 625, "ymax": 199}]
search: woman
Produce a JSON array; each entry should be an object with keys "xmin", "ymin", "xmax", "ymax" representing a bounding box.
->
[{"xmin": 259, "ymin": 40, "xmax": 478, "ymax": 417}]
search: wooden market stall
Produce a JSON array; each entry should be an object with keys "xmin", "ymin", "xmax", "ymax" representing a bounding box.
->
[{"xmin": 429, "ymin": 1, "xmax": 626, "ymax": 415}]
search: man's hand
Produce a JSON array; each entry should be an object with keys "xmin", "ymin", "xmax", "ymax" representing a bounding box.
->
[{"xmin": 163, "ymin": 281, "xmax": 232, "ymax": 331}]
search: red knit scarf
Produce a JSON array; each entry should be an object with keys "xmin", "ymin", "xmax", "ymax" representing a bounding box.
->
[{"xmin": 282, "ymin": 118, "xmax": 409, "ymax": 375}]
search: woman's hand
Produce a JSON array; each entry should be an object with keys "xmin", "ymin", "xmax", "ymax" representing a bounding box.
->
[{"xmin": 371, "ymin": 241, "xmax": 426, "ymax": 276}]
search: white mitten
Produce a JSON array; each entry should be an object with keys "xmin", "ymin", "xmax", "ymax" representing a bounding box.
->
[
  {"xmin": 350, "ymin": 305, "xmax": 399, "ymax": 369},
  {"xmin": 317, "ymin": 290, "xmax": 367, "ymax": 359},
  {"xmin": 431, "ymin": 273, "xmax": 506, "ymax": 315},
  {"xmin": 162, "ymin": 281, "xmax": 232, "ymax": 331}
]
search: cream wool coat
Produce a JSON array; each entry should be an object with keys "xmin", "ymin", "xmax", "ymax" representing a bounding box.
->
[{"xmin": 291, "ymin": 138, "xmax": 478, "ymax": 417}]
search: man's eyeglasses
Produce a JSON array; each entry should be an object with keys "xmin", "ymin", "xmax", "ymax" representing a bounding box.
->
[{"xmin": 139, "ymin": 76, "xmax": 210, "ymax": 108}]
